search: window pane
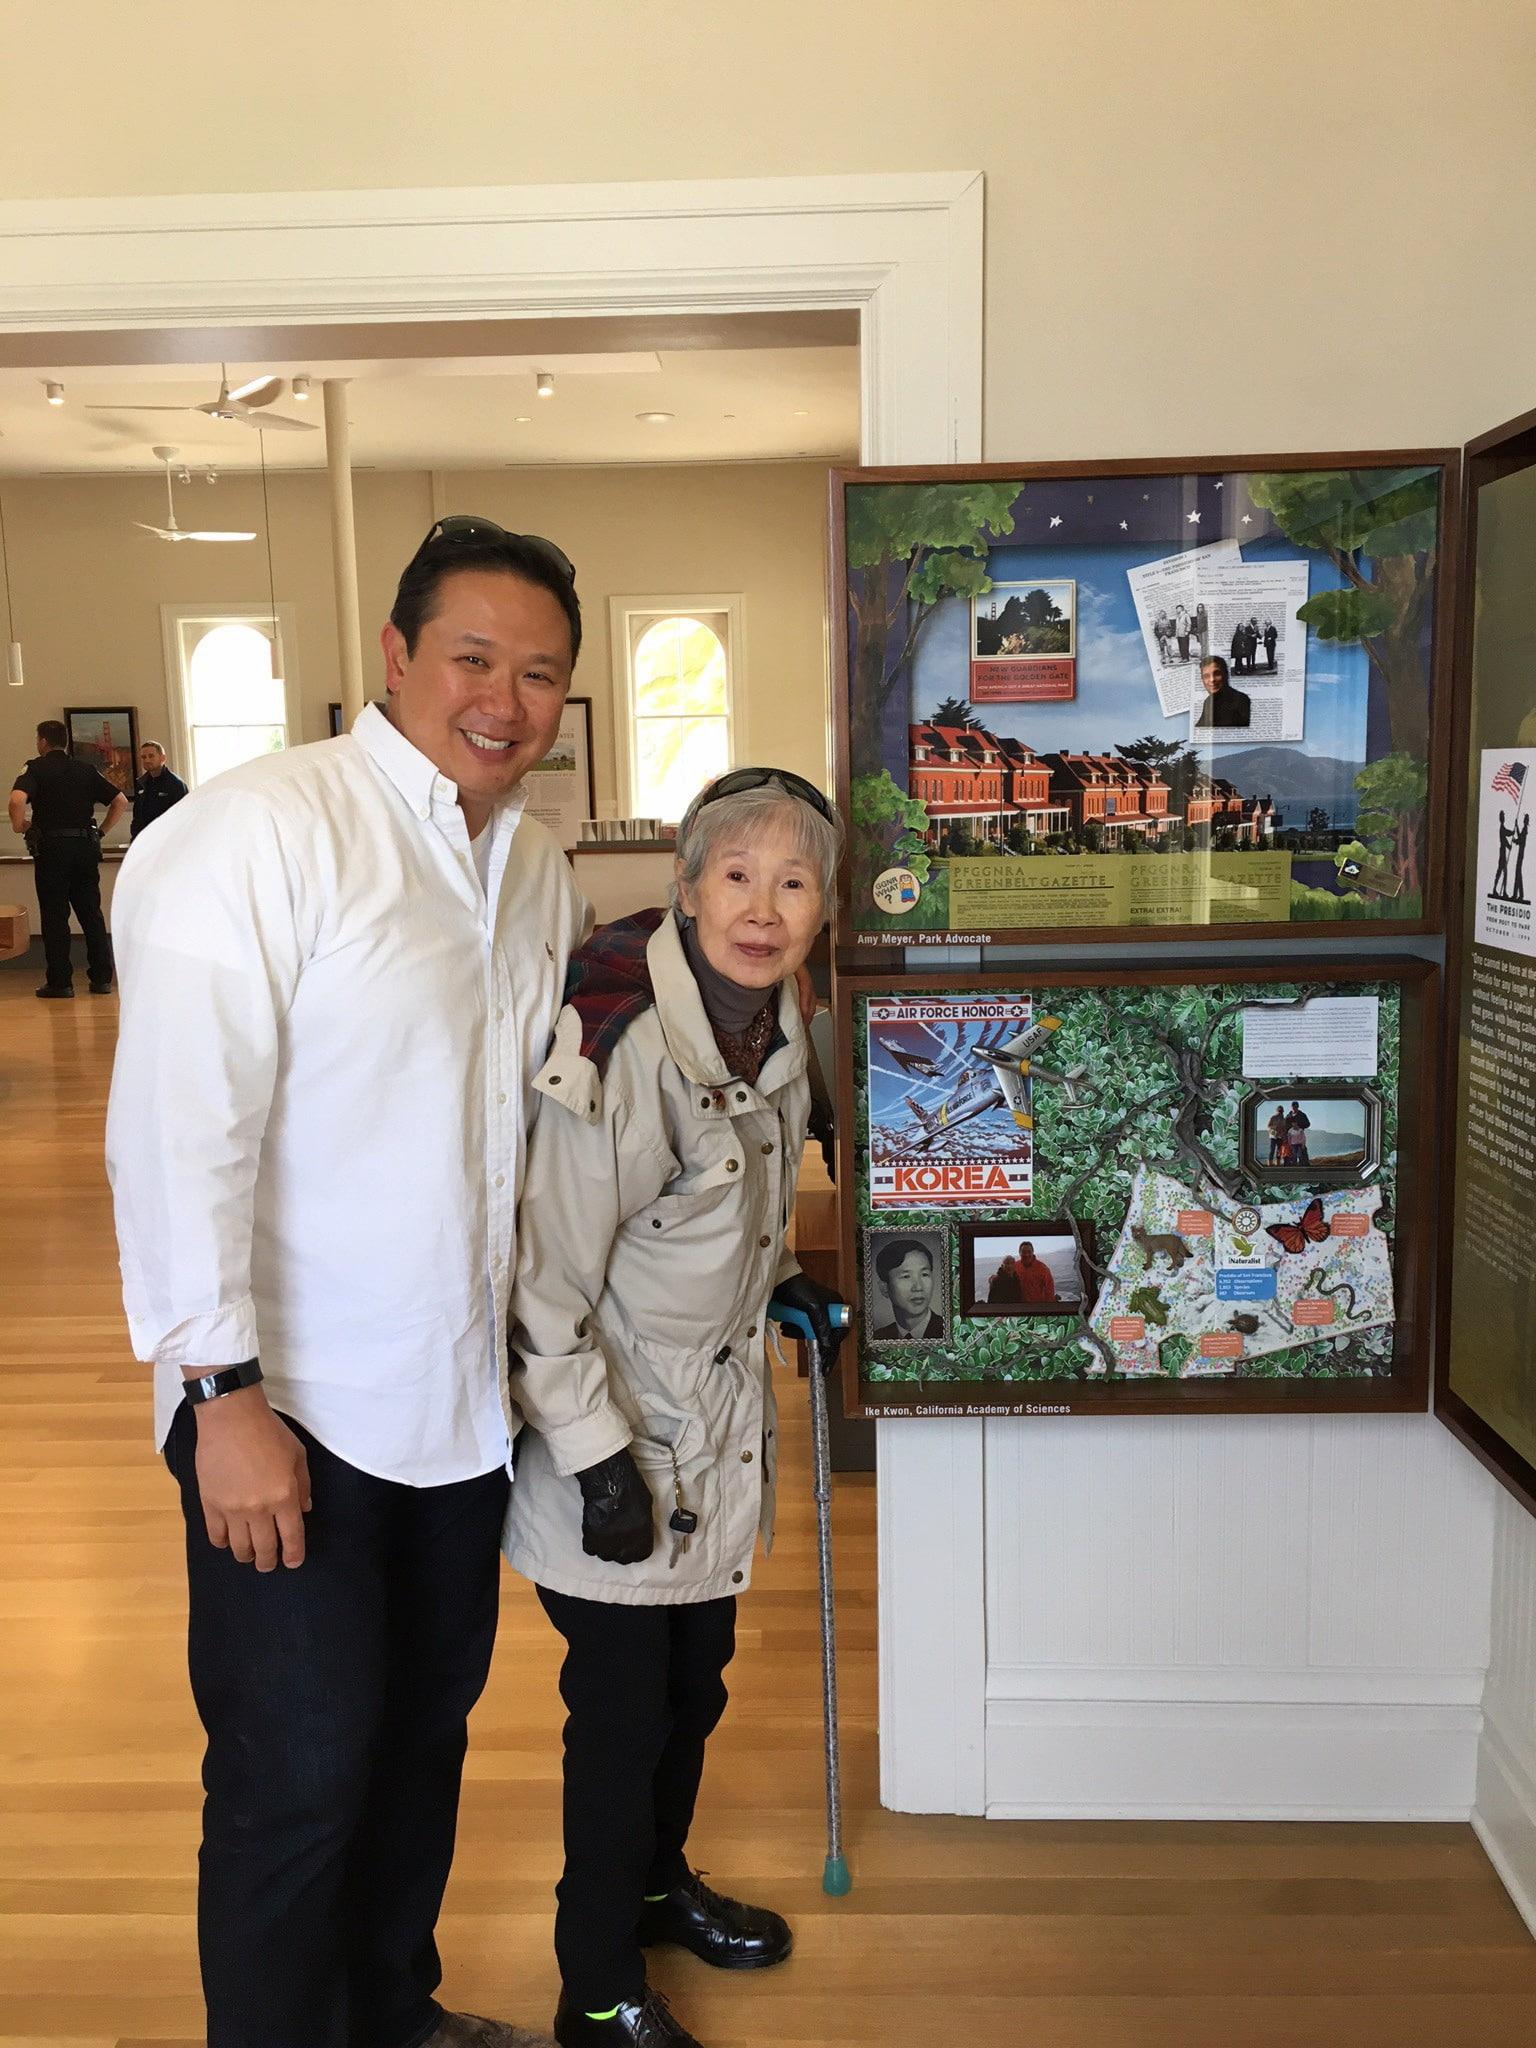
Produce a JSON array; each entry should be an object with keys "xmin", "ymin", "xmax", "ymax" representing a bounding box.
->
[
  {"xmin": 193, "ymin": 723, "xmax": 286, "ymax": 784},
  {"xmin": 633, "ymin": 616, "xmax": 727, "ymax": 717},
  {"xmin": 188, "ymin": 622, "xmax": 285, "ymax": 726},
  {"xmin": 635, "ymin": 715, "xmax": 729, "ymax": 822}
]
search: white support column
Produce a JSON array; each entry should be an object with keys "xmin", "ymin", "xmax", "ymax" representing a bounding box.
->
[{"xmin": 323, "ymin": 378, "xmax": 366, "ymax": 729}]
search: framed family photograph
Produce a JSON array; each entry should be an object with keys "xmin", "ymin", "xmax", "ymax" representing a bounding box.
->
[
  {"xmin": 959, "ymin": 1220, "xmax": 1095, "ymax": 1317},
  {"xmin": 64, "ymin": 706, "xmax": 139, "ymax": 799},
  {"xmin": 1239, "ymin": 1083, "xmax": 1383, "ymax": 1184}
]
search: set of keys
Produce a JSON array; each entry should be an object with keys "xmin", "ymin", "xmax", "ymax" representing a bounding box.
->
[{"xmin": 668, "ymin": 1466, "xmax": 698, "ymax": 1569}]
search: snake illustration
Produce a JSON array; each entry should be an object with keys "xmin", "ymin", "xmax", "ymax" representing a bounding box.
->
[{"xmin": 1302, "ymin": 1267, "xmax": 1372, "ymax": 1324}]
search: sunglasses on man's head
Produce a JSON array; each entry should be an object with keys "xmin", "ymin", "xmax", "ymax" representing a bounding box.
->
[
  {"xmin": 409, "ymin": 515, "xmax": 577, "ymax": 585},
  {"xmin": 693, "ymin": 766, "xmax": 836, "ymax": 826}
]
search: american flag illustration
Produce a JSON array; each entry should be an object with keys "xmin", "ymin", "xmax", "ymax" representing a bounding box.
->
[{"xmin": 1492, "ymin": 761, "xmax": 1527, "ymax": 802}]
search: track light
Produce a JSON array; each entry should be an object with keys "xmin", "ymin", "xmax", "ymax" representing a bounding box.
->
[
  {"xmin": 44, "ymin": 381, "xmax": 64, "ymax": 406},
  {"xmin": 535, "ymin": 371, "xmax": 555, "ymax": 399},
  {"xmin": 292, "ymin": 375, "xmax": 311, "ymax": 402}
]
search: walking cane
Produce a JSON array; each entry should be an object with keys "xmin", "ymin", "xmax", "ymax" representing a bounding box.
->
[{"xmin": 767, "ymin": 1295, "xmax": 853, "ymax": 1896}]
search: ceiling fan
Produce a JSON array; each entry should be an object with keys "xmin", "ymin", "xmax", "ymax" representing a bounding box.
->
[
  {"xmin": 88, "ymin": 364, "xmax": 316, "ymax": 433},
  {"xmin": 136, "ymin": 447, "xmax": 256, "ymax": 543}
]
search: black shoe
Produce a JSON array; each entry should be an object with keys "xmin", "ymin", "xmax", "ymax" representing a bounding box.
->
[
  {"xmin": 637, "ymin": 1869, "xmax": 792, "ymax": 1971},
  {"xmin": 88, "ymin": 980, "xmax": 114, "ymax": 995},
  {"xmin": 36, "ymin": 984, "xmax": 73, "ymax": 999},
  {"xmin": 554, "ymin": 1989, "xmax": 702, "ymax": 2048}
]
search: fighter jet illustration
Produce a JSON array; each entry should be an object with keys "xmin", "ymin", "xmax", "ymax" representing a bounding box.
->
[
  {"xmin": 875, "ymin": 1036, "xmax": 944, "ymax": 1079},
  {"xmin": 900, "ymin": 1015, "xmax": 1093, "ymax": 1150}
]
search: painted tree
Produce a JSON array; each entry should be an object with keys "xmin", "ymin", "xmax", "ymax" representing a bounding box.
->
[
  {"xmin": 1351, "ymin": 751, "xmax": 1429, "ymax": 898},
  {"xmin": 844, "ymin": 481, "xmax": 1020, "ymax": 765},
  {"xmin": 928, "ymin": 694, "xmax": 977, "ymax": 729},
  {"xmin": 849, "ymin": 769, "xmax": 932, "ymax": 898},
  {"xmin": 1116, "ymin": 732, "xmax": 1200, "ymax": 817},
  {"xmin": 1246, "ymin": 468, "xmax": 1439, "ymax": 760}
]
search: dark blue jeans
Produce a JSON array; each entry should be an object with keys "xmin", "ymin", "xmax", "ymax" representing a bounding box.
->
[{"xmin": 166, "ymin": 1404, "xmax": 509, "ymax": 2048}]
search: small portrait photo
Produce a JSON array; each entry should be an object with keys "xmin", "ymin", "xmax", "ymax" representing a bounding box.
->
[
  {"xmin": 972, "ymin": 581, "xmax": 1076, "ymax": 661},
  {"xmin": 1239, "ymin": 1084, "xmax": 1383, "ymax": 1184},
  {"xmin": 960, "ymin": 1219, "xmax": 1095, "ymax": 1318},
  {"xmin": 863, "ymin": 1229, "xmax": 950, "ymax": 1345}
]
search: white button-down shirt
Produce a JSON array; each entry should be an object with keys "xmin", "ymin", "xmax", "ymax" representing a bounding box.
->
[{"xmin": 106, "ymin": 703, "xmax": 590, "ymax": 1486}]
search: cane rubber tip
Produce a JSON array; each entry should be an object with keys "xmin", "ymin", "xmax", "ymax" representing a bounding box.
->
[{"xmin": 822, "ymin": 1855, "xmax": 852, "ymax": 1896}]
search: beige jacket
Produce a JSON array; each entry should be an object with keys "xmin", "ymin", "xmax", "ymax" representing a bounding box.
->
[{"xmin": 503, "ymin": 913, "xmax": 808, "ymax": 1604}]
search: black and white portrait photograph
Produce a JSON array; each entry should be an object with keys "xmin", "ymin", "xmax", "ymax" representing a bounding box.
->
[{"xmin": 862, "ymin": 1229, "xmax": 951, "ymax": 1344}]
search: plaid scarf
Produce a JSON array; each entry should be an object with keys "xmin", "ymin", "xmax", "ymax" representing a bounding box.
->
[{"xmin": 562, "ymin": 907, "xmax": 668, "ymax": 1080}]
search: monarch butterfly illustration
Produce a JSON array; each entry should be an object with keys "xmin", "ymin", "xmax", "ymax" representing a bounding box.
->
[{"xmin": 1265, "ymin": 1196, "xmax": 1330, "ymax": 1255}]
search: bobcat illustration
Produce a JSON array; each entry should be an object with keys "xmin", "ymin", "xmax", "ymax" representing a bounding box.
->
[{"xmin": 1131, "ymin": 1226, "xmax": 1193, "ymax": 1272}]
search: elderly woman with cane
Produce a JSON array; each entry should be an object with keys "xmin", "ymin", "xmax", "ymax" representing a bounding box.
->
[{"xmin": 504, "ymin": 768, "xmax": 847, "ymax": 2048}]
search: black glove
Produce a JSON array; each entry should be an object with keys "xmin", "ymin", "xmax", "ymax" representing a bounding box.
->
[
  {"xmin": 575, "ymin": 1446, "xmax": 655, "ymax": 1565},
  {"xmin": 775, "ymin": 1271, "xmax": 847, "ymax": 1376}
]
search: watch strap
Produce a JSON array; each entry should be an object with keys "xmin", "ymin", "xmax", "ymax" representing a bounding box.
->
[{"xmin": 182, "ymin": 1358, "xmax": 264, "ymax": 1407}]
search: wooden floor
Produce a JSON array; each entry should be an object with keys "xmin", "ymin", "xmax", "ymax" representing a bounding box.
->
[{"xmin": 2, "ymin": 960, "xmax": 1535, "ymax": 2047}]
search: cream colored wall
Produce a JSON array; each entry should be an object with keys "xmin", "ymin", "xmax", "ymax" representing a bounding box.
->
[
  {"xmin": 0, "ymin": 470, "xmax": 432, "ymax": 820},
  {"xmin": 0, "ymin": 462, "xmax": 830, "ymax": 814},
  {"xmin": 434, "ymin": 463, "xmax": 831, "ymax": 804},
  {"xmin": 2, "ymin": 3, "xmax": 1533, "ymax": 448}
]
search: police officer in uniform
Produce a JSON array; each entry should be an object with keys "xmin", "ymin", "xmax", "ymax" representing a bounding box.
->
[
  {"xmin": 131, "ymin": 739, "xmax": 188, "ymax": 838},
  {"xmin": 8, "ymin": 719, "xmax": 127, "ymax": 997}
]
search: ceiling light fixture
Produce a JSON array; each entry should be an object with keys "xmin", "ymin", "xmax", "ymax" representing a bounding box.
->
[
  {"xmin": 44, "ymin": 381, "xmax": 64, "ymax": 407},
  {"xmin": 535, "ymin": 371, "xmax": 555, "ymax": 399},
  {"xmin": 792, "ymin": 409, "xmax": 809, "ymax": 417},
  {"xmin": 636, "ymin": 411, "xmax": 675, "ymax": 425},
  {"xmin": 515, "ymin": 414, "xmax": 533, "ymax": 423},
  {"xmin": 291, "ymin": 375, "xmax": 311, "ymax": 402}
]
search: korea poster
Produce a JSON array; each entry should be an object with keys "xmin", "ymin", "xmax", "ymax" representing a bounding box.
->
[{"xmin": 864, "ymin": 994, "xmax": 1037, "ymax": 1209}]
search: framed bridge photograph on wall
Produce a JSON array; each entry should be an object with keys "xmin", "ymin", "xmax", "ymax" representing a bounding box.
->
[{"xmin": 830, "ymin": 454, "xmax": 1457, "ymax": 949}]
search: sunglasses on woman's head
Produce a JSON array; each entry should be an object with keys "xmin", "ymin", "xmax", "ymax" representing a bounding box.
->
[
  {"xmin": 693, "ymin": 766, "xmax": 836, "ymax": 826},
  {"xmin": 409, "ymin": 515, "xmax": 577, "ymax": 585}
]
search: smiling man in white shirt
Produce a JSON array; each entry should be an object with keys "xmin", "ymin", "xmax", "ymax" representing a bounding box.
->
[{"xmin": 107, "ymin": 517, "xmax": 590, "ymax": 2048}]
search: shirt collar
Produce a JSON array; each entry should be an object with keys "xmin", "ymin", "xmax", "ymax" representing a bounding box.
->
[{"xmin": 353, "ymin": 700, "xmax": 526, "ymax": 833}]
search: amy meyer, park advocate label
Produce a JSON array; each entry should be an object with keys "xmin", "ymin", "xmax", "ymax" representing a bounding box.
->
[{"xmin": 864, "ymin": 993, "xmax": 1036, "ymax": 1208}]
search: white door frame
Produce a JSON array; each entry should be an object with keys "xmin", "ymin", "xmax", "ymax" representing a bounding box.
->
[{"xmin": 0, "ymin": 169, "xmax": 988, "ymax": 1815}]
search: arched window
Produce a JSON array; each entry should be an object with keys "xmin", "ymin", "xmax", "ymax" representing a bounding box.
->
[
  {"xmin": 618, "ymin": 605, "xmax": 734, "ymax": 822},
  {"xmin": 167, "ymin": 609, "xmax": 292, "ymax": 786}
]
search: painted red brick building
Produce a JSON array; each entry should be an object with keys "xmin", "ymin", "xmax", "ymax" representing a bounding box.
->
[{"xmin": 909, "ymin": 721, "xmax": 1274, "ymax": 851}]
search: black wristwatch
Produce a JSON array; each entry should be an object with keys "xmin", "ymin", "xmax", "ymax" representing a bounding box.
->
[{"xmin": 182, "ymin": 1358, "xmax": 264, "ymax": 1407}]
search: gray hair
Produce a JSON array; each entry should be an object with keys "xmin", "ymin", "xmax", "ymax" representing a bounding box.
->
[{"xmin": 670, "ymin": 779, "xmax": 843, "ymax": 911}]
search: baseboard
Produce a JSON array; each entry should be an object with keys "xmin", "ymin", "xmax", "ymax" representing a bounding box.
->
[
  {"xmin": 985, "ymin": 1694, "xmax": 1481, "ymax": 1820},
  {"xmin": 1473, "ymin": 1702, "xmax": 1536, "ymax": 1940}
]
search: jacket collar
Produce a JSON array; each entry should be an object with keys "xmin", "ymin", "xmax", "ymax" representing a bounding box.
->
[{"xmin": 645, "ymin": 913, "xmax": 806, "ymax": 1095}]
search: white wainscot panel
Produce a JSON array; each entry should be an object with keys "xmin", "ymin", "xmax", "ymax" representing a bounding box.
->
[
  {"xmin": 1474, "ymin": 1487, "xmax": 1536, "ymax": 1937},
  {"xmin": 981, "ymin": 1413, "xmax": 1497, "ymax": 1820}
]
